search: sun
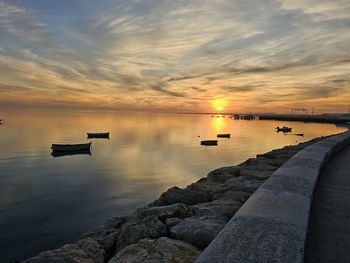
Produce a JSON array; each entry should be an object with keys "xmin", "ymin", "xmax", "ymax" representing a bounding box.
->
[{"xmin": 212, "ymin": 99, "xmax": 226, "ymax": 112}]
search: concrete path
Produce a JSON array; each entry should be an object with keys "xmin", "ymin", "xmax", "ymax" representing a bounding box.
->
[{"xmin": 305, "ymin": 145, "xmax": 350, "ymax": 263}]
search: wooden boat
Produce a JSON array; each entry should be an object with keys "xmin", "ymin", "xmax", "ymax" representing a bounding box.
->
[
  {"xmin": 276, "ymin": 126, "xmax": 292, "ymax": 132},
  {"xmin": 87, "ymin": 132, "xmax": 110, "ymax": 139},
  {"xmin": 217, "ymin": 133, "xmax": 231, "ymax": 138},
  {"xmin": 201, "ymin": 140, "xmax": 218, "ymax": 146},
  {"xmin": 51, "ymin": 149, "xmax": 91, "ymax": 158},
  {"xmin": 51, "ymin": 142, "xmax": 92, "ymax": 152}
]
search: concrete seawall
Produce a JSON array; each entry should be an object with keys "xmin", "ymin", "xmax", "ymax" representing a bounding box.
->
[{"xmin": 195, "ymin": 131, "xmax": 350, "ymax": 263}]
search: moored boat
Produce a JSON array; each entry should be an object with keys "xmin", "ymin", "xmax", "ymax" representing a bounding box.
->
[
  {"xmin": 87, "ymin": 132, "xmax": 110, "ymax": 139},
  {"xmin": 276, "ymin": 126, "xmax": 292, "ymax": 132},
  {"xmin": 51, "ymin": 142, "xmax": 92, "ymax": 152},
  {"xmin": 217, "ymin": 133, "xmax": 230, "ymax": 138},
  {"xmin": 201, "ymin": 140, "xmax": 218, "ymax": 146}
]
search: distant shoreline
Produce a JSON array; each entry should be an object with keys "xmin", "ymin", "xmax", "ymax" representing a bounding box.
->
[{"xmin": 178, "ymin": 112, "xmax": 350, "ymax": 125}]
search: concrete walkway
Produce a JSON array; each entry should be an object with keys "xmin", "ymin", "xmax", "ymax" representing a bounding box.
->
[{"xmin": 305, "ymin": 144, "xmax": 350, "ymax": 263}]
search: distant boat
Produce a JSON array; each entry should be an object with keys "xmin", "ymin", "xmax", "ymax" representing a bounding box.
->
[
  {"xmin": 51, "ymin": 149, "xmax": 91, "ymax": 158},
  {"xmin": 201, "ymin": 140, "xmax": 218, "ymax": 146},
  {"xmin": 51, "ymin": 142, "xmax": 92, "ymax": 152},
  {"xmin": 276, "ymin": 126, "xmax": 292, "ymax": 133},
  {"xmin": 87, "ymin": 132, "xmax": 110, "ymax": 139},
  {"xmin": 217, "ymin": 133, "xmax": 230, "ymax": 138},
  {"xmin": 294, "ymin": 133, "xmax": 304, "ymax": 137}
]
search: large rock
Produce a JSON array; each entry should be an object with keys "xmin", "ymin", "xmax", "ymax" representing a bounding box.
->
[
  {"xmin": 189, "ymin": 178, "xmax": 235, "ymax": 196},
  {"xmin": 109, "ymin": 237, "xmax": 200, "ymax": 263},
  {"xmin": 23, "ymin": 244, "xmax": 94, "ymax": 263},
  {"xmin": 81, "ymin": 226, "xmax": 119, "ymax": 252},
  {"xmin": 239, "ymin": 168, "xmax": 273, "ymax": 180},
  {"xmin": 212, "ymin": 190, "xmax": 250, "ymax": 203},
  {"xmin": 238, "ymin": 157, "xmax": 278, "ymax": 171},
  {"xmin": 256, "ymin": 149, "xmax": 292, "ymax": 159},
  {"xmin": 165, "ymin": 218, "xmax": 182, "ymax": 229},
  {"xmin": 152, "ymin": 186, "xmax": 211, "ymax": 206},
  {"xmin": 76, "ymin": 238, "xmax": 105, "ymax": 263},
  {"xmin": 104, "ymin": 216, "xmax": 127, "ymax": 229},
  {"xmin": 207, "ymin": 166, "xmax": 240, "ymax": 182},
  {"xmin": 137, "ymin": 203, "xmax": 191, "ymax": 220},
  {"xmin": 116, "ymin": 215, "xmax": 167, "ymax": 251},
  {"xmin": 225, "ymin": 176, "xmax": 263, "ymax": 192},
  {"xmin": 192, "ymin": 199, "xmax": 242, "ymax": 218},
  {"xmin": 170, "ymin": 214, "xmax": 227, "ymax": 249}
]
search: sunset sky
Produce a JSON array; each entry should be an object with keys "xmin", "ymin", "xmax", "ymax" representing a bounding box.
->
[{"xmin": 0, "ymin": 0, "xmax": 349, "ymax": 113}]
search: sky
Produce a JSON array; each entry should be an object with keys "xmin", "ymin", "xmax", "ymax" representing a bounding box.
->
[{"xmin": 0, "ymin": 0, "xmax": 350, "ymax": 113}]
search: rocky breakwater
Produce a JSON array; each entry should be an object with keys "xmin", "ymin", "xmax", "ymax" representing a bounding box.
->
[{"xmin": 23, "ymin": 137, "xmax": 324, "ymax": 263}]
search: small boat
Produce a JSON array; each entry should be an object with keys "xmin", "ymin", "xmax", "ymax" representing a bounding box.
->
[
  {"xmin": 51, "ymin": 142, "xmax": 92, "ymax": 152},
  {"xmin": 87, "ymin": 132, "xmax": 110, "ymax": 139},
  {"xmin": 201, "ymin": 140, "xmax": 218, "ymax": 146},
  {"xmin": 217, "ymin": 133, "xmax": 231, "ymax": 138},
  {"xmin": 51, "ymin": 149, "xmax": 91, "ymax": 158},
  {"xmin": 294, "ymin": 133, "xmax": 304, "ymax": 137},
  {"xmin": 276, "ymin": 126, "xmax": 292, "ymax": 132}
]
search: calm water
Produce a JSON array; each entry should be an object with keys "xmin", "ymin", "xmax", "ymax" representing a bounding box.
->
[{"xmin": 0, "ymin": 110, "xmax": 347, "ymax": 262}]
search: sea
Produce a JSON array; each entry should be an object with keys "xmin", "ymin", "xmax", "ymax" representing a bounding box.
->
[{"xmin": 0, "ymin": 110, "xmax": 347, "ymax": 262}]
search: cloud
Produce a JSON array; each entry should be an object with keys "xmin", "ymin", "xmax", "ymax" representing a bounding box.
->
[
  {"xmin": 222, "ymin": 85, "xmax": 263, "ymax": 93},
  {"xmin": 304, "ymin": 86, "xmax": 342, "ymax": 99},
  {"xmin": 150, "ymin": 83, "xmax": 185, "ymax": 97},
  {"xmin": 0, "ymin": 0, "xmax": 349, "ymax": 113},
  {"xmin": 0, "ymin": 0, "xmax": 49, "ymax": 41}
]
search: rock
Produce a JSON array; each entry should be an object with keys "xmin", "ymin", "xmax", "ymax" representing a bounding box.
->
[
  {"xmin": 207, "ymin": 166, "xmax": 240, "ymax": 182},
  {"xmin": 188, "ymin": 178, "xmax": 235, "ymax": 197},
  {"xmin": 116, "ymin": 215, "xmax": 167, "ymax": 251},
  {"xmin": 80, "ymin": 226, "xmax": 119, "ymax": 252},
  {"xmin": 170, "ymin": 215, "xmax": 227, "ymax": 249},
  {"xmin": 104, "ymin": 216, "xmax": 127, "ymax": 229},
  {"xmin": 256, "ymin": 149, "xmax": 290, "ymax": 159},
  {"xmin": 225, "ymin": 176, "xmax": 263, "ymax": 192},
  {"xmin": 76, "ymin": 238, "xmax": 105, "ymax": 263},
  {"xmin": 212, "ymin": 190, "xmax": 250, "ymax": 203},
  {"xmin": 109, "ymin": 237, "xmax": 200, "ymax": 263},
  {"xmin": 192, "ymin": 199, "xmax": 242, "ymax": 218},
  {"xmin": 266, "ymin": 157, "xmax": 290, "ymax": 167},
  {"xmin": 23, "ymin": 244, "xmax": 94, "ymax": 263},
  {"xmin": 238, "ymin": 157, "xmax": 277, "ymax": 171},
  {"xmin": 153, "ymin": 186, "xmax": 211, "ymax": 206},
  {"xmin": 165, "ymin": 218, "xmax": 182, "ymax": 229},
  {"xmin": 239, "ymin": 168, "xmax": 273, "ymax": 180},
  {"xmin": 137, "ymin": 203, "xmax": 191, "ymax": 220}
]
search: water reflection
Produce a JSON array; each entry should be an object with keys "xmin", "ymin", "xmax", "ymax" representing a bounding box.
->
[
  {"xmin": 0, "ymin": 110, "xmax": 347, "ymax": 262},
  {"xmin": 51, "ymin": 149, "xmax": 92, "ymax": 158}
]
